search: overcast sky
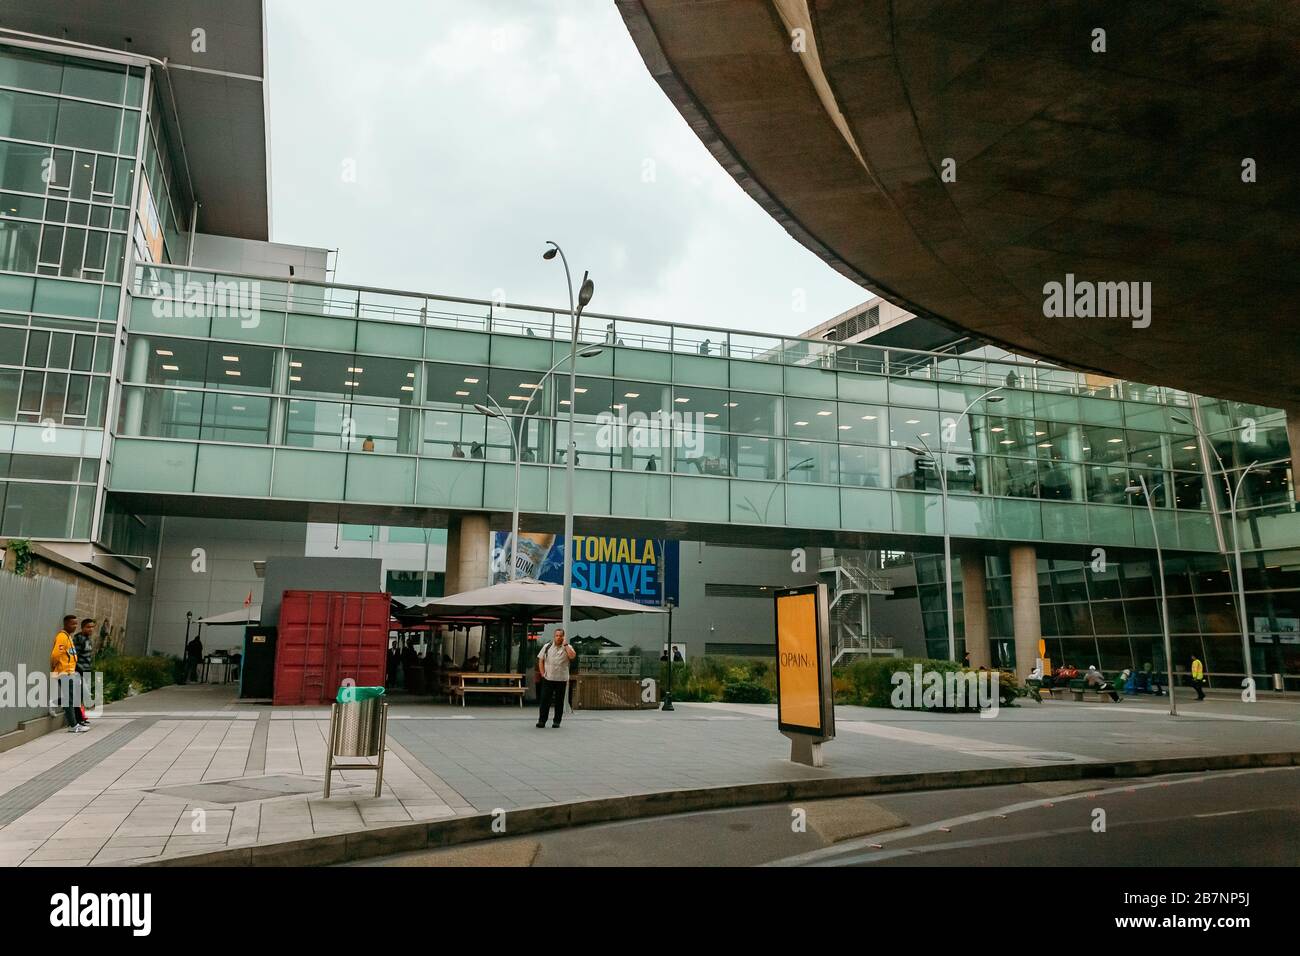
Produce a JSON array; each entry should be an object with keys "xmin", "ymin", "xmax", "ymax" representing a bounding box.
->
[{"xmin": 263, "ymin": 0, "xmax": 866, "ymax": 336}]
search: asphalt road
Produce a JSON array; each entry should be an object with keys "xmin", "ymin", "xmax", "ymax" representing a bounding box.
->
[{"xmin": 359, "ymin": 766, "xmax": 1300, "ymax": 867}]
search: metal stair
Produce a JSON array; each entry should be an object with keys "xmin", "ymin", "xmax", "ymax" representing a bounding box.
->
[{"xmin": 819, "ymin": 551, "xmax": 902, "ymax": 664}]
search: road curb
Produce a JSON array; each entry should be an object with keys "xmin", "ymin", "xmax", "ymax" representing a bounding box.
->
[{"xmin": 137, "ymin": 750, "xmax": 1300, "ymax": 867}]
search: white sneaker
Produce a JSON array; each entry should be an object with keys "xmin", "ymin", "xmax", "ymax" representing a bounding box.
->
[{"xmin": 69, "ymin": 725, "xmax": 87, "ymax": 733}]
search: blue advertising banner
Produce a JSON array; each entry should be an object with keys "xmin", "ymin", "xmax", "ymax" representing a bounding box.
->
[{"xmin": 490, "ymin": 533, "xmax": 679, "ymax": 607}]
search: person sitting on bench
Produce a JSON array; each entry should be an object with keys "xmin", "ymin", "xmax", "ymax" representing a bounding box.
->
[{"xmin": 1085, "ymin": 665, "xmax": 1120, "ymax": 701}]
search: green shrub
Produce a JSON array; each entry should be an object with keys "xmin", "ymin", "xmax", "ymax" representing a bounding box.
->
[
  {"xmin": 722, "ymin": 681, "xmax": 771, "ymax": 704},
  {"xmin": 99, "ymin": 654, "xmax": 178, "ymax": 704},
  {"xmin": 835, "ymin": 657, "xmax": 1016, "ymax": 711}
]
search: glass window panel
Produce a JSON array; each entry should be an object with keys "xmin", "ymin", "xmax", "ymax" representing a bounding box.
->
[
  {"xmin": 38, "ymin": 225, "xmax": 63, "ymax": 265},
  {"xmin": 70, "ymin": 153, "xmax": 94, "ymax": 198},
  {"xmin": 426, "ymin": 362, "xmax": 487, "ymax": 409},
  {"xmin": 64, "ymin": 373, "xmax": 88, "ymax": 416},
  {"xmin": 201, "ymin": 393, "xmax": 270, "ymax": 443},
  {"xmin": 59, "ymin": 227, "xmax": 85, "ymax": 277},
  {"xmin": 0, "ymin": 49, "xmax": 63, "ymax": 94},
  {"xmin": 671, "ymin": 385, "xmax": 728, "ymax": 431},
  {"xmin": 730, "ymin": 435, "xmax": 781, "ymax": 480},
  {"xmin": 888, "ymin": 406, "xmax": 941, "ymax": 448},
  {"xmin": 285, "ymin": 398, "xmax": 347, "ymax": 449},
  {"xmin": 345, "ymin": 355, "xmax": 419, "ymax": 406},
  {"xmin": 0, "ymin": 142, "xmax": 51, "ymax": 192},
  {"xmin": 728, "ymin": 391, "xmax": 780, "ymax": 436},
  {"xmin": 421, "ymin": 409, "xmax": 485, "ymax": 458},
  {"xmin": 138, "ymin": 336, "xmax": 205, "ymax": 386},
  {"xmin": 92, "ymin": 153, "xmax": 115, "ymax": 194},
  {"xmin": 0, "ymin": 89, "xmax": 58, "ymax": 142},
  {"xmin": 0, "ymin": 220, "xmax": 40, "ymax": 272},
  {"xmin": 788, "ymin": 396, "xmax": 838, "ymax": 441},
  {"xmin": 343, "ymin": 402, "xmax": 400, "ymax": 453},
  {"xmin": 837, "ymin": 402, "xmax": 888, "ymax": 446},
  {"xmin": 0, "ymin": 368, "xmax": 19, "ymax": 419},
  {"xmin": 24, "ymin": 329, "xmax": 49, "ymax": 366},
  {"xmin": 54, "ymin": 99, "xmax": 121, "ymax": 152},
  {"xmin": 670, "ymin": 429, "xmax": 728, "ymax": 476},
  {"xmin": 46, "ymin": 331, "xmax": 72, "ymax": 368},
  {"xmin": 837, "ymin": 443, "xmax": 889, "ymax": 488},
  {"xmin": 786, "ymin": 439, "xmax": 835, "ymax": 484},
  {"xmin": 116, "ymin": 385, "xmax": 200, "ymax": 438},
  {"xmin": 1, "ymin": 481, "xmax": 74, "ymax": 537},
  {"xmin": 60, "ymin": 60, "xmax": 126, "ymax": 104}
]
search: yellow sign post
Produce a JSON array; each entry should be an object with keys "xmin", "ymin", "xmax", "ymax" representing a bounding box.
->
[{"xmin": 774, "ymin": 583, "xmax": 835, "ymax": 766}]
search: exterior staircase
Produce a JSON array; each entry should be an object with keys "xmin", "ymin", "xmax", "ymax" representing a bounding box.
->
[{"xmin": 819, "ymin": 551, "xmax": 902, "ymax": 665}]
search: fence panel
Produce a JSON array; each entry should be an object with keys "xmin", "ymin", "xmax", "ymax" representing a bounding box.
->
[{"xmin": 0, "ymin": 570, "xmax": 77, "ymax": 735}]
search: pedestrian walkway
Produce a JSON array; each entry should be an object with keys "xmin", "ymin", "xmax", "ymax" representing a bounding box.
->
[{"xmin": 0, "ymin": 684, "xmax": 1297, "ymax": 866}]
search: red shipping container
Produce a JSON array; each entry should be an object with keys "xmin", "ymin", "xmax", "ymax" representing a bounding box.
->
[{"xmin": 273, "ymin": 590, "xmax": 392, "ymax": 706}]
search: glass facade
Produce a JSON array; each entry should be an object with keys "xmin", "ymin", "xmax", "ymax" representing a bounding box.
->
[
  {"xmin": 110, "ymin": 262, "xmax": 1257, "ymax": 552},
  {"xmin": 0, "ymin": 44, "xmax": 155, "ymax": 542}
]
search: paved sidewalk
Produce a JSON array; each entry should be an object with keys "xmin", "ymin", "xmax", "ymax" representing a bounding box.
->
[{"xmin": 0, "ymin": 684, "xmax": 1296, "ymax": 866}]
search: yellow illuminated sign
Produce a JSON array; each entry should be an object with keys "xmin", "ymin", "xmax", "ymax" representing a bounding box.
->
[{"xmin": 775, "ymin": 590, "xmax": 824, "ymax": 734}]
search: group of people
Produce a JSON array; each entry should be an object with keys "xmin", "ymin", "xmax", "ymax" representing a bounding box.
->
[
  {"xmin": 1024, "ymin": 656, "xmax": 1210, "ymax": 702},
  {"xmin": 50, "ymin": 614, "xmax": 97, "ymax": 733}
]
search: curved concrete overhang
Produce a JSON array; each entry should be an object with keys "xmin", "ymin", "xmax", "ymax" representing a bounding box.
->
[{"xmin": 617, "ymin": 0, "xmax": 1300, "ymax": 410}]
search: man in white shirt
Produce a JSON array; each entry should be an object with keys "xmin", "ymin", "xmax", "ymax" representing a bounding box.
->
[{"xmin": 536, "ymin": 627, "xmax": 576, "ymax": 728}]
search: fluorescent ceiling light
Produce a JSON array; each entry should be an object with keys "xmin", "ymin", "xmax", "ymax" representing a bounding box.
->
[
  {"xmin": 816, "ymin": 410, "xmax": 832, "ymax": 416},
  {"xmin": 624, "ymin": 392, "xmax": 640, "ymax": 398},
  {"xmin": 290, "ymin": 375, "xmax": 301, "ymax": 382},
  {"xmin": 348, "ymin": 367, "xmax": 363, "ymax": 373},
  {"xmin": 794, "ymin": 421, "xmax": 808, "ymax": 427},
  {"xmin": 463, "ymin": 377, "xmax": 479, "ymax": 384},
  {"xmin": 162, "ymin": 364, "xmax": 178, "ymax": 371},
  {"xmin": 455, "ymin": 390, "xmax": 469, "ymax": 396},
  {"xmin": 675, "ymin": 397, "xmax": 689, "ymax": 403},
  {"xmin": 155, "ymin": 349, "xmax": 172, "ymax": 356},
  {"xmin": 226, "ymin": 370, "xmax": 240, "ymax": 376},
  {"xmin": 862, "ymin": 415, "xmax": 877, "ymax": 421},
  {"xmin": 222, "ymin": 355, "xmax": 239, "ymax": 362}
]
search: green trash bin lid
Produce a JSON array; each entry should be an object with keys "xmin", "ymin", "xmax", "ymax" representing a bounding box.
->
[{"xmin": 336, "ymin": 685, "xmax": 386, "ymax": 704}]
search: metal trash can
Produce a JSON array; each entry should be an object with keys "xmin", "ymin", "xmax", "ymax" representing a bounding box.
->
[
  {"xmin": 1273, "ymin": 673, "xmax": 1285, "ymax": 692},
  {"xmin": 324, "ymin": 699, "xmax": 388, "ymax": 798},
  {"xmin": 332, "ymin": 699, "xmax": 384, "ymax": 757}
]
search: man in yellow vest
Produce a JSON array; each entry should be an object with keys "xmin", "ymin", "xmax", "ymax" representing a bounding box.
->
[
  {"xmin": 1190, "ymin": 655, "xmax": 1206, "ymax": 701},
  {"xmin": 50, "ymin": 615, "xmax": 85, "ymax": 733}
]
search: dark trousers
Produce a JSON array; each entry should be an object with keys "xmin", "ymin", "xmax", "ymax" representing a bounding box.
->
[
  {"xmin": 538, "ymin": 679, "xmax": 567, "ymax": 725},
  {"xmin": 1193, "ymin": 678, "xmax": 1205, "ymax": 700},
  {"xmin": 58, "ymin": 674, "xmax": 79, "ymax": 728}
]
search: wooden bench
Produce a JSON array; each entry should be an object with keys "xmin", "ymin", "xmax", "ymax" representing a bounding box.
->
[
  {"xmin": 449, "ymin": 672, "xmax": 525, "ymax": 707},
  {"xmin": 1068, "ymin": 677, "xmax": 1122, "ymax": 702}
]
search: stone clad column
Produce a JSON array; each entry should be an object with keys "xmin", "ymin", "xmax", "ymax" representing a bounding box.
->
[
  {"xmin": 1009, "ymin": 544, "xmax": 1041, "ymax": 681},
  {"xmin": 1288, "ymin": 413, "xmax": 1300, "ymax": 505},
  {"xmin": 961, "ymin": 553, "xmax": 990, "ymax": 668},
  {"xmin": 444, "ymin": 513, "xmax": 490, "ymax": 594}
]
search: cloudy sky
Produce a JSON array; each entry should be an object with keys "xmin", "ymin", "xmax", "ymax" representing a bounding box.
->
[{"xmin": 263, "ymin": 0, "xmax": 866, "ymax": 336}]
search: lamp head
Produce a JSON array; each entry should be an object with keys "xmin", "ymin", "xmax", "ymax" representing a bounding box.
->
[
  {"xmin": 578, "ymin": 275, "xmax": 595, "ymax": 309},
  {"xmin": 1170, "ymin": 414, "xmax": 1190, "ymax": 426},
  {"xmin": 578, "ymin": 346, "xmax": 604, "ymax": 359},
  {"xmin": 906, "ymin": 445, "xmax": 925, "ymax": 456},
  {"xmin": 473, "ymin": 403, "xmax": 500, "ymax": 419},
  {"xmin": 986, "ymin": 395, "xmax": 1004, "ymax": 404},
  {"xmin": 542, "ymin": 245, "xmax": 558, "ymax": 261},
  {"xmin": 1124, "ymin": 484, "xmax": 1141, "ymax": 495}
]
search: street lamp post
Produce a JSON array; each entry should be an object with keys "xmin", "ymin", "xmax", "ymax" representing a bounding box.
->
[
  {"xmin": 1170, "ymin": 412, "xmax": 1259, "ymax": 687},
  {"xmin": 1127, "ymin": 475, "xmax": 1177, "ymax": 716},
  {"xmin": 905, "ymin": 387, "xmax": 1005, "ymax": 662},
  {"xmin": 475, "ymin": 342, "xmax": 603, "ymax": 582},
  {"xmin": 543, "ymin": 242, "xmax": 595, "ymax": 636}
]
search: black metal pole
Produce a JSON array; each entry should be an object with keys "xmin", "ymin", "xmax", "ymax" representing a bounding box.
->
[{"xmin": 662, "ymin": 599, "xmax": 675, "ymax": 711}]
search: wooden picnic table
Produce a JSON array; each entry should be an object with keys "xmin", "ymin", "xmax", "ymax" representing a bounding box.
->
[{"xmin": 449, "ymin": 671, "xmax": 526, "ymax": 707}]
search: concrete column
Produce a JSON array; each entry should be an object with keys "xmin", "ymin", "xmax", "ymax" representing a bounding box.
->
[
  {"xmin": 444, "ymin": 513, "xmax": 491, "ymax": 595},
  {"xmin": 1288, "ymin": 412, "xmax": 1300, "ymax": 505},
  {"xmin": 1009, "ymin": 544, "xmax": 1041, "ymax": 681},
  {"xmin": 961, "ymin": 553, "xmax": 991, "ymax": 669},
  {"xmin": 123, "ymin": 336, "xmax": 150, "ymax": 434}
]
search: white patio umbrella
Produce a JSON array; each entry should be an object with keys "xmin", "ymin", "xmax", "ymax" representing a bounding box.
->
[{"xmin": 417, "ymin": 579, "xmax": 663, "ymax": 622}]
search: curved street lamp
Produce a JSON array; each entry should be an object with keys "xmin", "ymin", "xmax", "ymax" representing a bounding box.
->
[
  {"xmin": 905, "ymin": 386, "xmax": 1005, "ymax": 663},
  {"xmin": 543, "ymin": 241, "xmax": 596, "ymax": 636},
  {"xmin": 1126, "ymin": 475, "xmax": 1177, "ymax": 716},
  {"xmin": 473, "ymin": 344, "xmax": 603, "ymax": 581},
  {"xmin": 1170, "ymin": 412, "xmax": 1260, "ymax": 687}
]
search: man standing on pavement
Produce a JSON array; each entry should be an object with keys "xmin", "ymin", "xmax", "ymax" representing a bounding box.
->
[
  {"xmin": 1190, "ymin": 655, "xmax": 1206, "ymax": 700},
  {"xmin": 73, "ymin": 618, "xmax": 95, "ymax": 728},
  {"xmin": 536, "ymin": 627, "xmax": 576, "ymax": 728},
  {"xmin": 50, "ymin": 615, "xmax": 83, "ymax": 734}
]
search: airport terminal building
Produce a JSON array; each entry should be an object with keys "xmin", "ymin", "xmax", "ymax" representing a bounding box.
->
[{"xmin": 0, "ymin": 4, "xmax": 1296, "ymax": 687}]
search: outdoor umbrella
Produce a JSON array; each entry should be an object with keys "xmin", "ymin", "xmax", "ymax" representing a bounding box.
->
[{"xmin": 417, "ymin": 579, "xmax": 664, "ymax": 622}]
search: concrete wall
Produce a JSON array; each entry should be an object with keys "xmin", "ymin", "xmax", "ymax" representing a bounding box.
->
[
  {"xmin": 190, "ymin": 234, "xmax": 330, "ymax": 281},
  {"xmin": 146, "ymin": 517, "xmax": 308, "ymax": 657},
  {"xmin": 261, "ymin": 557, "xmax": 383, "ymax": 627}
]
